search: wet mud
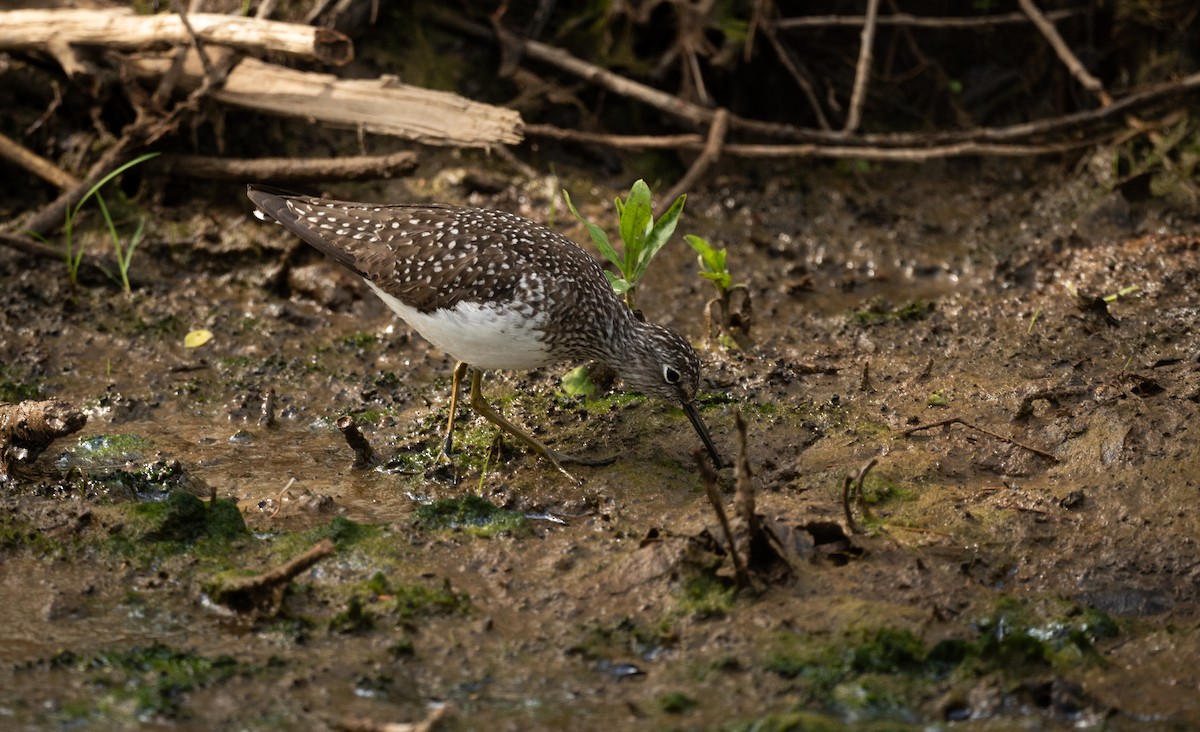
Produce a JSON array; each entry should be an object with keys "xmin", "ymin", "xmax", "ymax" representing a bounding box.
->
[{"xmin": 2, "ymin": 155, "xmax": 1199, "ymax": 730}]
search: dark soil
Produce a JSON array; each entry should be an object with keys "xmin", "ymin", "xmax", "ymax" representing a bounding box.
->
[{"xmin": 2, "ymin": 155, "xmax": 1199, "ymax": 731}]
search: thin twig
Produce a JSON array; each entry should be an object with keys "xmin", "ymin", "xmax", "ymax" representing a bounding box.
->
[
  {"xmin": 0, "ymin": 231, "xmax": 62, "ymax": 261},
  {"xmin": 172, "ymin": 0, "xmax": 218, "ymax": 83},
  {"xmin": 696, "ymin": 448, "xmax": 751, "ymax": 590},
  {"xmin": 665, "ymin": 107, "xmax": 729, "ymax": 204},
  {"xmin": 155, "ymin": 149, "xmax": 419, "ymax": 182},
  {"xmin": 433, "ymin": 11, "xmax": 716, "ymax": 128},
  {"xmin": 0, "ymin": 131, "xmax": 79, "ymax": 190},
  {"xmin": 841, "ymin": 457, "xmax": 878, "ymax": 534},
  {"xmin": 761, "ymin": 19, "xmax": 830, "ymax": 129},
  {"xmin": 1018, "ymin": 0, "xmax": 1111, "ymax": 106},
  {"xmin": 843, "ymin": 0, "xmax": 881, "ymax": 133},
  {"xmin": 441, "ymin": 8, "xmax": 1200, "ymax": 149},
  {"xmin": 525, "ymin": 123, "xmax": 1105, "ymax": 158},
  {"xmin": 776, "ymin": 8, "xmax": 1086, "ymax": 29},
  {"xmin": 901, "ymin": 416, "xmax": 1060, "ymax": 461}
]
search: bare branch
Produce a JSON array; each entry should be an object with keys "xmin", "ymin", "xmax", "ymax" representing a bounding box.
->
[
  {"xmin": 1018, "ymin": 0, "xmax": 1111, "ymax": 106},
  {"xmin": 843, "ymin": 0, "xmax": 882, "ymax": 133},
  {"xmin": 777, "ymin": 8, "xmax": 1086, "ymax": 29}
]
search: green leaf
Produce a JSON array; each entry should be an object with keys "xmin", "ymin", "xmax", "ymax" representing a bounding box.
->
[
  {"xmin": 564, "ymin": 189, "xmax": 622, "ymax": 269},
  {"xmin": 604, "ymin": 272, "xmax": 634, "ymax": 295},
  {"xmin": 636, "ymin": 192, "xmax": 686, "ymax": 281},
  {"xmin": 74, "ymin": 152, "xmax": 161, "ymax": 218},
  {"xmin": 700, "ymin": 271, "xmax": 732, "ymax": 290},
  {"xmin": 560, "ymin": 366, "xmax": 597, "ymax": 398},
  {"xmin": 617, "ymin": 180, "xmax": 654, "ymax": 279}
]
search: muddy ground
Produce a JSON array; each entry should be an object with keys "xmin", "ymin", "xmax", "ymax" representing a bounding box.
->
[{"xmin": 2, "ymin": 153, "xmax": 1199, "ymax": 731}]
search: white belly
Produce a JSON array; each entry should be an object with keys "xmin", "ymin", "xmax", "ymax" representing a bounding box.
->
[{"xmin": 366, "ymin": 281, "xmax": 552, "ymax": 370}]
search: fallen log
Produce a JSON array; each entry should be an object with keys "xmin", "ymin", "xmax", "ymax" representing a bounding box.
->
[
  {"xmin": 0, "ymin": 8, "xmax": 352, "ymax": 67},
  {"xmin": 127, "ymin": 52, "xmax": 524, "ymax": 149}
]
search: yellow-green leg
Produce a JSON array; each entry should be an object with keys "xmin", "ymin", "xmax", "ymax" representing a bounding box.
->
[
  {"xmin": 439, "ymin": 361, "xmax": 469, "ymax": 462},
  {"xmin": 467, "ymin": 368, "xmax": 614, "ymax": 484}
]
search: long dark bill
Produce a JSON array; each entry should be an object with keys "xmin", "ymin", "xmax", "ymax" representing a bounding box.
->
[{"xmin": 682, "ymin": 400, "xmax": 724, "ymax": 469}]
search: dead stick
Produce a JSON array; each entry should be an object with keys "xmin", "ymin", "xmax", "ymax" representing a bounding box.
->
[
  {"xmin": 735, "ymin": 71, "xmax": 1200, "ymax": 146},
  {"xmin": 448, "ymin": 7, "xmax": 1198, "ymax": 149},
  {"xmin": 841, "ymin": 457, "xmax": 878, "ymax": 534},
  {"xmin": 336, "ymin": 415, "xmax": 380, "ymax": 469},
  {"xmin": 0, "ymin": 131, "xmax": 79, "ymax": 190},
  {"xmin": 155, "ymin": 150, "xmax": 418, "ymax": 182},
  {"xmin": 665, "ymin": 108, "xmax": 729, "ymax": 204},
  {"xmin": 434, "ymin": 11, "xmax": 716, "ymax": 128},
  {"xmin": 1018, "ymin": 0, "xmax": 1111, "ymax": 106},
  {"xmin": 695, "ymin": 449, "xmax": 751, "ymax": 590},
  {"xmin": 526, "ymin": 123, "xmax": 1104, "ymax": 158},
  {"xmin": 777, "ymin": 8, "xmax": 1084, "ymax": 29},
  {"xmin": 761, "ymin": 20, "xmax": 831, "ymax": 130},
  {"xmin": 0, "ymin": 231, "xmax": 66, "ymax": 261},
  {"xmin": 901, "ymin": 416, "xmax": 1059, "ymax": 461},
  {"xmin": 843, "ymin": 0, "xmax": 881, "ymax": 133},
  {"xmin": 16, "ymin": 129, "xmax": 145, "ymax": 237},
  {"xmin": 254, "ymin": 538, "xmax": 335, "ymax": 587}
]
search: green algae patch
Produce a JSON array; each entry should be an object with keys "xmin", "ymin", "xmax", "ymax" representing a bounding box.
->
[
  {"xmin": 370, "ymin": 572, "xmax": 471, "ymax": 625},
  {"xmin": 0, "ymin": 365, "xmax": 40, "ymax": 402},
  {"xmin": 728, "ymin": 710, "xmax": 904, "ymax": 732},
  {"xmin": 264, "ymin": 515, "xmax": 382, "ymax": 564},
  {"xmin": 970, "ymin": 597, "xmax": 1118, "ymax": 673},
  {"xmin": 677, "ymin": 571, "xmax": 736, "ymax": 619},
  {"xmin": 63, "ymin": 459, "xmax": 209, "ymax": 503},
  {"xmin": 332, "ymin": 573, "xmax": 470, "ymax": 634},
  {"xmin": 109, "ymin": 492, "xmax": 247, "ymax": 558},
  {"xmin": 851, "ymin": 299, "xmax": 935, "ymax": 326},
  {"xmin": 413, "ymin": 494, "xmax": 531, "ymax": 537},
  {"xmin": 35, "ymin": 643, "xmax": 255, "ymax": 723},
  {"xmin": 0, "ymin": 511, "xmax": 58, "ymax": 554},
  {"xmin": 659, "ymin": 691, "xmax": 699, "ymax": 714},
  {"xmin": 760, "ymin": 599, "xmax": 1119, "ymax": 722},
  {"xmin": 61, "ymin": 433, "xmax": 150, "ymax": 467}
]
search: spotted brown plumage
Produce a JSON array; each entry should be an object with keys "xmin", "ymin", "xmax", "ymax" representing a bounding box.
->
[{"xmin": 247, "ymin": 185, "xmax": 723, "ymax": 479}]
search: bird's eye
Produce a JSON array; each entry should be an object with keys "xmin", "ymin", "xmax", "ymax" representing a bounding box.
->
[{"xmin": 663, "ymin": 365, "xmax": 681, "ymax": 384}]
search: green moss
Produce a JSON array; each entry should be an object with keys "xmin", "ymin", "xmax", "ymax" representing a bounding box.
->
[
  {"xmin": 390, "ymin": 578, "xmax": 471, "ymax": 625},
  {"xmin": 413, "ymin": 494, "xmax": 531, "ymax": 537},
  {"xmin": 971, "ymin": 597, "xmax": 1118, "ymax": 672},
  {"xmin": 339, "ymin": 331, "xmax": 379, "ymax": 349},
  {"xmin": 659, "ymin": 691, "xmax": 698, "ymax": 714},
  {"xmin": 860, "ymin": 477, "xmax": 915, "ymax": 506},
  {"xmin": 848, "ymin": 628, "xmax": 926, "ymax": 674},
  {"xmin": 0, "ymin": 512, "xmax": 57, "ymax": 553},
  {"xmin": 761, "ymin": 600, "xmax": 1119, "ymax": 719},
  {"xmin": 727, "ymin": 710, "xmax": 851, "ymax": 732},
  {"xmin": 43, "ymin": 643, "xmax": 248, "ymax": 721},
  {"xmin": 677, "ymin": 572, "xmax": 735, "ymax": 619},
  {"xmin": 347, "ymin": 573, "xmax": 470, "ymax": 629},
  {"xmin": 568, "ymin": 616, "xmax": 675, "ymax": 662},
  {"xmin": 63, "ymin": 434, "xmax": 150, "ymax": 466},
  {"xmin": 0, "ymin": 366, "xmax": 40, "ymax": 402},
  {"xmin": 118, "ymin": 492, "xmax": 248, "ymax": 552},
  {"xmin": 312, "ymin": 515, "xmax": 377, "ymax": 548},
  {"xmin": 852, "ymin": 300, "xmax": 934, "ymax": 326},
  {"xmin": 330, "ymin": 595, "xmax": 375, "ymax": 634}
]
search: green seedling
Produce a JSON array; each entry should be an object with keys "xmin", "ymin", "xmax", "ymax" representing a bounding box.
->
[
  {"xmin": 30, "ymin": 152, "xmax": 159, "ymax": 291},
  {"xmin": 685, "ymin": 234, "xmax": 751, "ymax": 347},
  {"xmin": 563, "ymin": 179, "xmax": 686, "ymax": 309}
]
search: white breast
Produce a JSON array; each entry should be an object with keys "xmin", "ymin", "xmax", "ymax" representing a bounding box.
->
[{"xmin": 366, "ymin": 281, "xmax": 553, "ymax": 370}]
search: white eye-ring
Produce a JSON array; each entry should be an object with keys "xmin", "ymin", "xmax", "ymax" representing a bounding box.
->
[{"xmin": 663, "ymin": 365, "xmax": 681, "ymax": 384}]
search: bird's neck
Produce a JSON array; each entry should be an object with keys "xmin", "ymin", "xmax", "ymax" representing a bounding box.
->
[{"xmin": 593, "ymin": 306, "xmax": 650, "ymax": 369}]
